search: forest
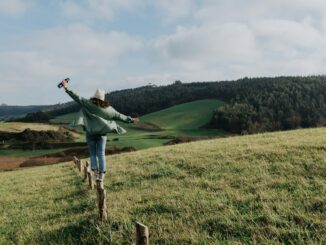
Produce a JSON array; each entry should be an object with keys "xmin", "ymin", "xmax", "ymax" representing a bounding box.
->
[{"xmin": 17, "ymin": 76, "xmax": 326, "ymax": 134}]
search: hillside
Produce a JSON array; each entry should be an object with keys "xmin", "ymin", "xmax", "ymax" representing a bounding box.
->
[
  {"xmin": 17, "ymin": 76, "xmax": 326, "ymax": 135},
  {"xmin": 50, "ymin": 99, "xmax": 226, "ymax": 149},
  {"xmin": 0, "ymin": 127, "xmax": 325, "ymax": 244},
  {"xmin": 141, "ymin": 99, "xmax": 223, "ymax": 129}
]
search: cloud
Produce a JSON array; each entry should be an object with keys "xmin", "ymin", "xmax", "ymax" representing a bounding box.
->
[
  {"xmin": 151, "ymin": 0, "xmax": 198, "ymax": 21},
  {"xmin": 150, "ymin": 22, "xmax": 260, "ymax": 81},
  {"xmin": 146, "ymin": 0, "xmax": 326, "ymax": 81},
  {"xmin": 0, "ymin": 24, "xmax": 143, "ymax": 104},
  {"xmin": 2, "ymin": 0, "xmax": 326, "ymax": 105},
  {"xmin": 0, "ymin": 0, "xmax": 29, "ymax": 16},
  {"xmin": 61, "ymin": 0, "xmax": 144, "ymax": 21},
  {"xmin": 60, "ymin": 0, "xmax": 199, "ymax": 24},
  {"xmin": 197, "ymin": 0, "xmax": 326, "ymax": 25},
  {"xmin": 153, "ymin": 23, "xmax": 258, "ymax": 65}
]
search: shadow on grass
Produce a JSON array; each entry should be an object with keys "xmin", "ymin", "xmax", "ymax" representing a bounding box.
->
[
  {"xmin": 37, "ymin": 217, "xmax": 100, "ymax": 245},
  {"xmin": 36, "ymin": 173, "xmax": 100, "ymax": 244}
]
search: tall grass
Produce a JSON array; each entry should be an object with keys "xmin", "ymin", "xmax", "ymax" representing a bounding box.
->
[{"xmin": 0, "ymin": 127, "xmax": 325, "ymax": 244}]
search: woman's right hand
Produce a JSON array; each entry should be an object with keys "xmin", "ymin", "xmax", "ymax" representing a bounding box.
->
[{"xmin": 62, "ymin": 79, "xmax": 68, "ymax": 89}]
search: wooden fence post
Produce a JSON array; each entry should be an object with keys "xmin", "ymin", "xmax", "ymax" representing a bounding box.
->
[
  {"xmin": 96, "ymin": 180, "xmax": 107, "ymax": 222},
  {"xmin": 78, "ymin": 159, "xmax": 82, "ymax": 172},
  {"xmin": 84, "ymin": 161, "xmax": 89, "ymax": 181},
  {"xmin": 73, "ymin": 156, "xmax": 78, "ymax": 167},
  {"xmin": 87, "ymin": 170, "xmax": 94, "ymax": 190},
  {"xmin": 136, "ymin": 222, "xmax": 149, "ymax": 245}
]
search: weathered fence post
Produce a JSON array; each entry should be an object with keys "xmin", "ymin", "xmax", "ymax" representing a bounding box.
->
[
  {"xmin": 84, "ymin": 161, "xmax": 89, "ymax": 181},
  {"xmin": 87, "ymin": 170, "xmax": 94, "ymax": 190},
  {"xmin": 73, "ymin": 156, "xmax": 78, "ymax": 167},
  {"xmin": 136, "ymin": 222, "xmax": 149, "ymax": 245},
  {"xmin": 96, "ymin": 180, "xmax": 107, "ymax": 222},
  {"xmin": 78, "ymin": 159, "xmax": 82, "ymax": 172}
]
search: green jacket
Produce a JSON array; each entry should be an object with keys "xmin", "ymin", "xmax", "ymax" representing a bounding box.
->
[{"xmin": 65, "ymin": 89, "xmax": 132, "ymax": 135}]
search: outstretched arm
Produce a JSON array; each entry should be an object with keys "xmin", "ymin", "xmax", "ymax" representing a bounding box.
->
[
  {"xmin": 61, "ymin": 79, "xmax": 136, "ymax": 123},
  {"xmin": 106, "ymin": 106, "xmax": 134, "ymax": 123},
  {"xmin": 61, "ymin": 79, "xmax": 90, "ymax": 107}
]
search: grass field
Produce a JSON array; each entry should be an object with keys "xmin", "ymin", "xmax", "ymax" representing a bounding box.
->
[
  {"xmin": 0, "ymin": 127, "xmax": 325, "ymax": 244},
  {"xmin": 141, "ymin": 99, "xmax": 224, "ymax": 129},
  {"xmin": 50, "ymin": 99, "xmax": 227, "ymax": 150},
  {"xmin": 0, "ymin": 148, "xmax": 69, "ymax": 157},
  {"xmin": 49, "ymin": 112, "xmax": 78, "ymax": 125},
  {"xmin": 0, "ymin": 122, "xmax": 60, "ymax": 132}
]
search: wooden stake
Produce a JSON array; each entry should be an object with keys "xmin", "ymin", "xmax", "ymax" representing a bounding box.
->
[
  {"xmin": 96, "ymin": 180, "xmax": 107, "ymax": 222},
  {"xmin": 87, "ymin": 170, "xmax": 94, "ymax": 190},
  {"xmin": 84, "ymin": 161, "xmax": 89, "ymax": 181},
  {"xmin": 73, "ymin": 156, "xmax": 78, "ymax": 166},
  {"xmin": 136, "ymin": 222, "xmax": 149, "ymax": 245},
  {"xmin": 78, "ymin": 159, "xmax": 82, "ymax": 172}
]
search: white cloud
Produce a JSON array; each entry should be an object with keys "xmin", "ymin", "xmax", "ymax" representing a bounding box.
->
[
  {"xmin": 150, "ymin": 22, "xmax": 260, "ymax": 81},
  {"xmin": 0, "ymin": 0, "xmax": 29, "ymax": 15},
  {"xmin": 60, "ymin": 0, "xmax": 199, "ymax": 23},
  {"xmin": 61, "ymin": 0, "xmax": 144, "ymax": 21},
  {"xmin": 0, "ymin": 24, "xmax": 143, "ymax": 104},
  {"xmin": 146, "ymin": 0, "xmax": 326, "ymax": 81},
  {"xmin": 2, "ymin": 0, "xmax": 326, "ymax": 105},
  {"xmin": 152, "ymin": 0, "xmax": 198, "ymax": 20}
]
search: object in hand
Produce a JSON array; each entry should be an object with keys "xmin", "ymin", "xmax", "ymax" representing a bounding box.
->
[{"xmin": 57, "ymin": 78, "xmax": 70, "ymax": 88}]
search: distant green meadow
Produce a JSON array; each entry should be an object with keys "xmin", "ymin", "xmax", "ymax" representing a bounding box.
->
[
  {"xmin": 51, "ymin": 99, "xmax": 227, "ymax": 150},
  {"xmin": 0, "ymin": 148, "xmax": 69, "ymax": 157},
  {"xmin": 0, "ymin": 127, "xmax": 325, "ymax": 244}
]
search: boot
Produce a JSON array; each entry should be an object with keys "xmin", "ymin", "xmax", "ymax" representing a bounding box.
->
[
  {"xmin": 92, "ymin": 169, "xmax": 98, "ymax": 181},
  {"xmin": 98, "ymin": 172, "xmax": 105, "ymax": 181}
]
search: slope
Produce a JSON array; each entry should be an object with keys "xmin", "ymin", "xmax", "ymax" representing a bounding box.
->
[
  {"xmin": 50, "ymin": 99, "xmax": 226, "ymax": 149},
  {"xmin": 0, "ymin": 127, "xmax": 325, "ymax": 244},
  {"xmin": 141, "ymin": 99, "xmax": 224, "ymax": 129}
]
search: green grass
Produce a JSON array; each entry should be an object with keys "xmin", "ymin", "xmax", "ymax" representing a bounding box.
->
[
  {"xmin": 0, "ymin": 163, "xmax": 96, "ymax": 244},
  {"xmin": 50, "ymin": 99, "xmax": 226, "ymax": 150},
  {"xmin": 0, "ymin": 127, "xmax": 325, "ymax": 244},
  {"xmin": 141, "ymin": 99, "xmax": 223, "ymax": 129},
  {"xmin": 0, "ymin": 148, "xmax": 70, "ymax": 157},
  {"xmin": 49, "ymin": 112, "xmax": 78, "ymax": 124}
]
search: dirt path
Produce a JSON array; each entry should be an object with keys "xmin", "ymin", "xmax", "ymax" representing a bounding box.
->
[
  {"xmin": 0, "ymin": 156, "xmax": 67, "ymax": 171},
  {"xmin": 0, "ymin": 157, "xmax": 27, "ymax": 170}
]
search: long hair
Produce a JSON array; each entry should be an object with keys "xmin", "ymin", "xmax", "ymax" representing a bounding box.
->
[{"xmin": 90, "ymin": 98, "xmax": 109, "ymax": 108}]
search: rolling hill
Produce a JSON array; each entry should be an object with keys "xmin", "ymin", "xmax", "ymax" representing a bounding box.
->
[
  {"xmin": 0, "ymin": 127, "xmax": 325, "ymax": 244},
  {"xmin": 141, "ymin": 99, "xmax": 223, "ymax": 129},
  {"xmin": 49, "ymin": 99, "xmax": 226, "ymax": 149}
]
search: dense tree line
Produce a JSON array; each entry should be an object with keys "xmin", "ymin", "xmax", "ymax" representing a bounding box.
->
[
  {"xmin": 0, "ymin": 105, "xmax": 53, "ymax": 121},
  {"xmin": 109, "ymin": 76, "xmax": 326, "ymax": 133},
  {"xmin": 13, "ymin": 101, "xmax": 79, "ymax": 123},
  {"xmin": 211, "ymin": 76, "xmax": 326, "ymax": 133},
  {"xmin": 15, "ymin": 76, "xmax": 326, "ymax": 134}
]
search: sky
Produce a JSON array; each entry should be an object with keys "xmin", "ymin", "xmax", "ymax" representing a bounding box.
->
[{"xmin": 0, "ymin": 0, "xmax": 326, "ymax": 105}]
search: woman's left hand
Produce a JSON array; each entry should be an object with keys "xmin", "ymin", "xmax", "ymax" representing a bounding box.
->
[
  {"xmin": 131, "ymin": 117, "xmax": 139, "ymax": 123},
  {"xmin": 127, "ymin": 116, "xmax": 139, "ymax": 123}
]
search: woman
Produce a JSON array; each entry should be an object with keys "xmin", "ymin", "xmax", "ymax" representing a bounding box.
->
[{"xmin": 61, "ymin": 79, "xmax": 135, "ymax": 181}]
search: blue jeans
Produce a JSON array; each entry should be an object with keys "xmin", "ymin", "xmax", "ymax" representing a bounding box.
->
[{"xmin": 86, "ymin": 133, "xmax": 107, "ymax": 173}]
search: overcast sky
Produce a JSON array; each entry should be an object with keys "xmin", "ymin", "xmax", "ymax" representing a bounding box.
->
[{"xmin": 1, "ymin": 0, "xmax": 326, "ymax": 105}]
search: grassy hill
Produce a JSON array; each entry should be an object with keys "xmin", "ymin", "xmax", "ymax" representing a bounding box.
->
[
  {"xmin": 50, "ymin": 99, "xmax": 226, "ymax": 150},
  {"xmin": 141, "ymin": 99, "xmax": 223, "ymax": 129},
  {"xmin": 49, "ymin": 112, "xmax": 78, "ymax": 125},
  {"xmin": 0, "ymin": 127, "xmax": 325, "ymax": 244}
]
